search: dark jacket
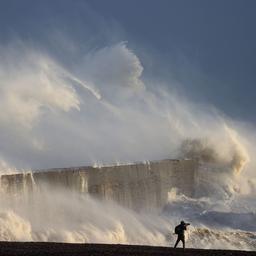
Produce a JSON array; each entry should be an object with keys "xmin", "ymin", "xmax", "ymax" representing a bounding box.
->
[{"xmin": 176, "ymin": 223, "xmax": 188, "ymax": 236}]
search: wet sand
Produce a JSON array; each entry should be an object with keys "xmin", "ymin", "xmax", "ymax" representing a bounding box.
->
[{"xmin": 0, "ymin": 242, "xmax": 254, "ymax": 256}]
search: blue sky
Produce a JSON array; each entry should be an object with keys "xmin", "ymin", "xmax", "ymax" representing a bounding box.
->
[{"xmin": 0, "ymin": 0, "xmax": 255, "ymax": 122}]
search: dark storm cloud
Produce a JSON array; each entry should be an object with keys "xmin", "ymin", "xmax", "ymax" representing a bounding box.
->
[{"xmin": 86, "ymin": 0, "xmax": 256, "ymax": 122}]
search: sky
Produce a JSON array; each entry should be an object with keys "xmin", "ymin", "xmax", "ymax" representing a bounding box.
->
[{"xmin": 0, "ymin": 0, "xmax": 255, "ymax": 121}]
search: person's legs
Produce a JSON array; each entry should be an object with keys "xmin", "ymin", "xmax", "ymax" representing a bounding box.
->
[
  {"xmin": 181, "ymin": 235, "xmax": 185, "ymax": 249},
  {"xmin": 174, "ymin": 236, "xmax": 181, "ymax": 248}
]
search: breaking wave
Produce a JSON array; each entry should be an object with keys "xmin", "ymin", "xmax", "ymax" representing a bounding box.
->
[
  {"xmin": 179, "ymin": 126, "xmax": 249, "ymax": 175},
  {"xmin": 0, "ymin": 186, "xmax": 255, "ymax": 251}
]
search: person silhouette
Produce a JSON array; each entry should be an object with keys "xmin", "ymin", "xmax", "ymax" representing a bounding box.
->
[{"xmin": 174, "ymin": 220, "xmax": 190, "ymax": 249}]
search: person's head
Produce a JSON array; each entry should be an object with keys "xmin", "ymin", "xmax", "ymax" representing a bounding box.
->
[{"xmin": 181, "ymin": 220, "xmax": 185, "ymax": 225}]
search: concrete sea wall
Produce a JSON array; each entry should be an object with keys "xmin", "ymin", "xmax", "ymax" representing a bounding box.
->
[{"xmin": 0, "ymin": 159, "xmax": 198, "ymax": 211}]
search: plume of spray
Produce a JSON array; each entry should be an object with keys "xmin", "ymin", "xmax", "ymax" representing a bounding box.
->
[
  {"xmin": 179, "ymin": 124, "xmax": 250, "ymax": 175},
  {"xmin": 0, "ymin": 159, "xmax": 18, "ymax": 175},
  {"xmin": 224, "ymin": 125, "xmax": 250, "ymax": 175},
  {"xmin": 0, "ymin": 41, "xmax": 255, "ymax": 250},
  {"xmin": 60, "ymin": 70, "xmax": 101, "ymax": 101}
]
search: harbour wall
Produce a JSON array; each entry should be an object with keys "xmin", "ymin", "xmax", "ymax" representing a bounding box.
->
[{"xmin": 0, "ymin": 159, "xmax": 198, "ymax": 211}]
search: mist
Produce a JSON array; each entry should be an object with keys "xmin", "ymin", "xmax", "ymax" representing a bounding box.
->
[
  {"xmin": 0, "ymin": 41, "xmax": 253, "ymax": 175},
  {"xmin": 0, "ymin": 183, "xmax": 255, "ymax": 250}
]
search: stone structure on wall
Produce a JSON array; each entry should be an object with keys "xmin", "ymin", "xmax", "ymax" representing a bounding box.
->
[{"xmin": 0, "ymin": 159, "xmax": 198, "ymax": 211}]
